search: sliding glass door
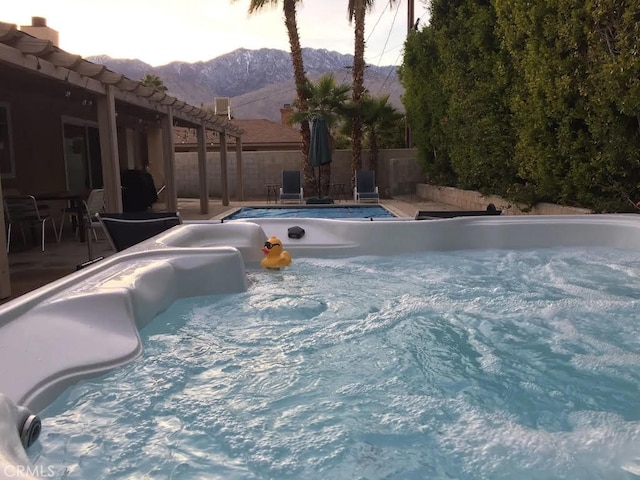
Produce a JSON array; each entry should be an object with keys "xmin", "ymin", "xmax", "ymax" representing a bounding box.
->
[{"xmin": 62, "ymin": 120, "xmax": 102, "ymax": 192}]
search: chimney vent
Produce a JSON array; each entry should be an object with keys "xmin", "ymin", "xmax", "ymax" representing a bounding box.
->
[
  {"xmin": 280, "ymin": 104, "xmax": 294, "ymax": 125},
  {"xmin": 31, "ymin": 17, "xmax": 47, "ymax": 27},
  {"xmin": 20, "ymin": 17, "xmax": 59, "ymax": 47},
  {"xmin": 214, "ymin": 97, "xmax": 231, "ymax": 119}
]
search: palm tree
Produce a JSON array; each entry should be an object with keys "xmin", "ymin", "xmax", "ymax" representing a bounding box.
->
[
  {"xmin": 287, "ymin": 74, "xmax": 351, "ymax": 195},
  {"xmin": 360, "ymin": 94, "xmax": 404, "ymax": 176},
  {"xmin": 245, "ymin": 0, "xmax": 313, "ymax": 193},
  {"xmin": 342, "ymin": 93, "xmax": 403, "ymax": 179},
  {"xmin": 347, "ymin": 0, "xmax": 396, "ymax": 188},
  {"xmin": 140, "ymin": 74, "xmax": 167, "ymax": 92}
]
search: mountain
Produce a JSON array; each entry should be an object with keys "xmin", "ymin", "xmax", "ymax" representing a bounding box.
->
[
  {"xmin": 231, "ymin": 69, "xmax": 404, "ymax": 123},
  {"xmin": 88, "ymin": 48, "xmax": 403, "ymax": 122}
]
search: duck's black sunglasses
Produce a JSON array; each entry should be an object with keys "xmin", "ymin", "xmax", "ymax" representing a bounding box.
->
[{"xmin": 264, "ymin": 241, "xmax": 282, "ymax": 249}]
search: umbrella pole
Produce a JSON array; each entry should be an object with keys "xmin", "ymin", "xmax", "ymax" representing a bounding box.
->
[{"xmin": 317, "ymin": 166, "xmax": 321, "ymax": 197}]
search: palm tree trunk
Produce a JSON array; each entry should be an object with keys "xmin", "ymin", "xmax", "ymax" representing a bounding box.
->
[
  {"xmin": 283, "ymin": 0, "xmax": 313, "ymax": 195},
  {"xmin": 351, "ymin": 2, "xmax": 366, "ymax": 190},
  {"xmin": 369, "ymin": 127, "xmax": 379, "ymax": 179},
  {"xmin": 320, "ymin": 163, "xmax": 331, "ymax": 197}
]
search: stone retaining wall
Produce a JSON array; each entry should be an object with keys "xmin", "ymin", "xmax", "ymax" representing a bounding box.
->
[{"xmin": 416, "ymin": 184, "xmax": 593, "ymax": 215}]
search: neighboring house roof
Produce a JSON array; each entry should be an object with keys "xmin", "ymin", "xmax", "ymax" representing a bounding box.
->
[{"xmin": 174, "ymin": 118, "xmax": 302, "ymax": 152}]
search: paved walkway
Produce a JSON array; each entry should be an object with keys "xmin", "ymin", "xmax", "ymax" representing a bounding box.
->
[{"xmin": 1, "ymin": 196, "xmax": 458, "ymax": 304}]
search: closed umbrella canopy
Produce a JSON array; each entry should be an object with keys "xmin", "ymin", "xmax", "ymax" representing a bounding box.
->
[
  {"xmin": 309, "ymin": 116, "xmax": 332, "ymax": 167},
  {"xmin": 309, "ymin": 116, "xmax": 332, "ymax": 198}
]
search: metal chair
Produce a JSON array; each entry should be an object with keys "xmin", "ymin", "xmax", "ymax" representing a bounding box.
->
[
  {"xmin": 4, "ymin": 195, "xmax": 58, "ymax": 252},
  {"xmin": 57, "ymin": 189, "xmax": 105, "ymax": 242}
]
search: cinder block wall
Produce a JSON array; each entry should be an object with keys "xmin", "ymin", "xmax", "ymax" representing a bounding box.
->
[{"xmin": 175, "ymin": 149, "xmax": 423, "ymax": 199}]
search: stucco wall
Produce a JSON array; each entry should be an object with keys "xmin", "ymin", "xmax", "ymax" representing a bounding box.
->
[{"xmin": 175, "ymin": 149, "xmax": 424, "ymax": 199}]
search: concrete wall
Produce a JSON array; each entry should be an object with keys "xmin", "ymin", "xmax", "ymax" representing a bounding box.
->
[
  {"xmin": 416, "ymin": 184, "xmax": 593, "ymax": 215},
  {"xmin": 175, "ymin": 148, "xmax": 424, "ymax": 199}
]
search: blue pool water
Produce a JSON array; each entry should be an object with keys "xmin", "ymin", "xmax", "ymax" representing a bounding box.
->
[
  {"xmin": 31, "ymin": 248, "xmax": 640, "ymax": 479},
  {"xmin": 224, "ymin": 205, "xmax": 395, "ymax": 219}
]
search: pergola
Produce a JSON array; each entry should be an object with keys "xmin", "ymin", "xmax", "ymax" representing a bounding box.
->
[{"xmin": 0, "ymin": 21, "xmax": 246, "ymax": 298}]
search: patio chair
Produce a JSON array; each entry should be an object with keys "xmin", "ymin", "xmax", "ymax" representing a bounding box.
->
[
  {"xmin": 279, "ymin": 171, "xmax": 304, "ymax": 203},
  {"xmin": 98, "ymin": 211, "xmax": 182, "ymax": 252},
  {"xmin": 354, "ymin": 170, "xmax": 379, "ymax": 203},
  {"xmin": 4, "ymin": 195, "xmax": 58, "ymax": 252},
  {"xmin": 57, "ymin": 188, "xmax": 105, "ymax": 242}
]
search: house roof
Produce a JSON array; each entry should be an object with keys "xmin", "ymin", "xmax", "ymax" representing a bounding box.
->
[
  {"xmin": 0, "ymin": 21, "xmax": 242, "ymax": 137},
  {"xmin": 174, "ymin": 118, "xmax": 302, "ymax": 150}
]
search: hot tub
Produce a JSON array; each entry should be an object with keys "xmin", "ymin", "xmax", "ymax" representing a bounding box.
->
[{"xmin": 2, "ymin": 214, "xmax": 640, "ymax": 478}]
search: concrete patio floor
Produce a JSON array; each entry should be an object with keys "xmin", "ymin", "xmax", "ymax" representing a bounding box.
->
[{"xmin": 1, "ymin": 195, "xmax": 459, "ymax": 304}]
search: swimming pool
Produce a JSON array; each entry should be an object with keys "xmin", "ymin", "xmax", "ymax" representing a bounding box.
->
[
  {"xmin": 2, "ymin": 215, "xmax": 640, "ymax": 479},
  {"xmin": 223, "ymin": 205, "xmax": 395, "ymax": 220}
]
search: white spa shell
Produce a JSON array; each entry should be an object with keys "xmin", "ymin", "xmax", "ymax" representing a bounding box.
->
[{"xmin": 1, "ymin": 214, "xmax": 640, "ymax": 478}]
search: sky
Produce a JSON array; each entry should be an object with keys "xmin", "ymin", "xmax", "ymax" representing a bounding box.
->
[{"xmin": 2, "ymin": 0, "xmax": 429, "ymax": 67}]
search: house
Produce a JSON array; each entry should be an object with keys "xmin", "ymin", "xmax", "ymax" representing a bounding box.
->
[
  {"xmin": 174, "ymin": 118, "xmax": 302, "ymax": 152},
  {"xmin": 0, "ymin": 17, "xmax": 244, "ymax": 298}
]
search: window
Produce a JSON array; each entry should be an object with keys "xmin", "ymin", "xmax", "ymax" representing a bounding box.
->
[{"xmin": 0, "ymin": 104, "xmax": 15, "ymax": 178}]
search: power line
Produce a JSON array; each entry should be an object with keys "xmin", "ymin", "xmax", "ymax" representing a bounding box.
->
[
  {"xmin": 366, "ymin": 2, "xmax": 391, "ymax": 43},
  {"xmin": 233, "ymin": 2, "xmax": 418, "ymax": 111},
  {"xmin": 378, "ymin": 51, "xmax": 404, "ymax": 95},
  {"xmin": 373, "ymin": 0, "xmax": 402, "ymax": 66},
  {"xmin": 365, "ymin": 42, "xmax": 404, "ymax": 66},
  {"xmin": 231, "ymin": 85, "xmax": 298, "ymax": 109},
  {"xmin": 339, "ymin": 1, "xmax": 395, "ymax": 85}
]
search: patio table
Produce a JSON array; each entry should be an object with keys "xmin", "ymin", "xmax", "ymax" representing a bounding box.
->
[
  {"xmin": 265, "ymin": 183, "xmax": 280, "ymax": 204},
  {"xmin": 35, "ymin": 191, "xmax": 88, "ymax": 242}
]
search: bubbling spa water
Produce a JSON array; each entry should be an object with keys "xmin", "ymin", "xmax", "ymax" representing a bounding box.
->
[{"xmin": 30, "ymin": 248, "xmax": 640, "ymax": 479}]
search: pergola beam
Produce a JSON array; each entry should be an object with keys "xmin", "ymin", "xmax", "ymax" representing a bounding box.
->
[
  {"xmin": 11, "ymin": 36, "xmax": 53, "ymax": 56},
  {"xmin": 73, "ymin": 60, "xmax": 107, "ymax": 78},
  {"xmin": 0, "ymin": 23, "xmax": 18, "ymax": 42},
  {"xmin": 44, "ymin": 51, "xmax": 82, "ymax": 69},
  {"xmin": 0, "ymin": 43, "xmax": 106, "ymax": 95}
]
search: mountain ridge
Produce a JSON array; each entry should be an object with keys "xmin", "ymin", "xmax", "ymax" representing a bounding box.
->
[{"xmin": 87, "ymin": 48, "xmax": 403, "ymax": 122}]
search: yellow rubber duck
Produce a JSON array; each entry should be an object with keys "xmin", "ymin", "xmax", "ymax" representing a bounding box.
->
[{"xmin": 261, "ymin": 236, "xmax": 292, "ymax": 269}]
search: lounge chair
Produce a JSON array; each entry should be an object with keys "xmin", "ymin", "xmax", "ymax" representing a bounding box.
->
[
  {"xmin": 98, "ymin": 211, "xmax": 182, "ymax": 252},
  {"xmin": 414, "ymin": 204, "xmax": 503, "ymax": 220},
  {"xmin": 279, "ymin": 171, "xmax": 303, "ymax": 203},
  {"xmin": 354, "ymin": 170, "xmax": 379, "ymax": 203}
]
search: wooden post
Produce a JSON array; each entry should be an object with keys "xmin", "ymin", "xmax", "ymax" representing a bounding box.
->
[
  {"xmin": 407, "ymin": 0, "xmax": 414, "ymax": 31},
  {"xmin": 96, "ymin": 85, "xmax": 123, "ymax": 212},
  {"xmin": 146, "ymin": 126, "xmax": 166, "ymax": 202},
  {"xmin": 197, "ymin": 122, "xmax": 209, "ymax": 214},
  {"xmin": 0, "ymin": 180, "xmax": 11, "ymax": 299},
  {"xmin": 220, "ymin": 131, "xmax": 229, "ymax": 206},
  {"xmin": 235, "ymin": 135, "xmax": 244, "ymax": 201},
  {"xmin": 405, "ymin": 0, "xmax": 415, "ymax": 148},
  {"xmin": 160, "ymin": 108, "xmax": 177, "ymax": 212}
]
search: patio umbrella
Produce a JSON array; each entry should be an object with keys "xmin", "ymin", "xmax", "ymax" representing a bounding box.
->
[{"xmin": 309, "ymin": 115, "xmax": 332, "ymax": 198}]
